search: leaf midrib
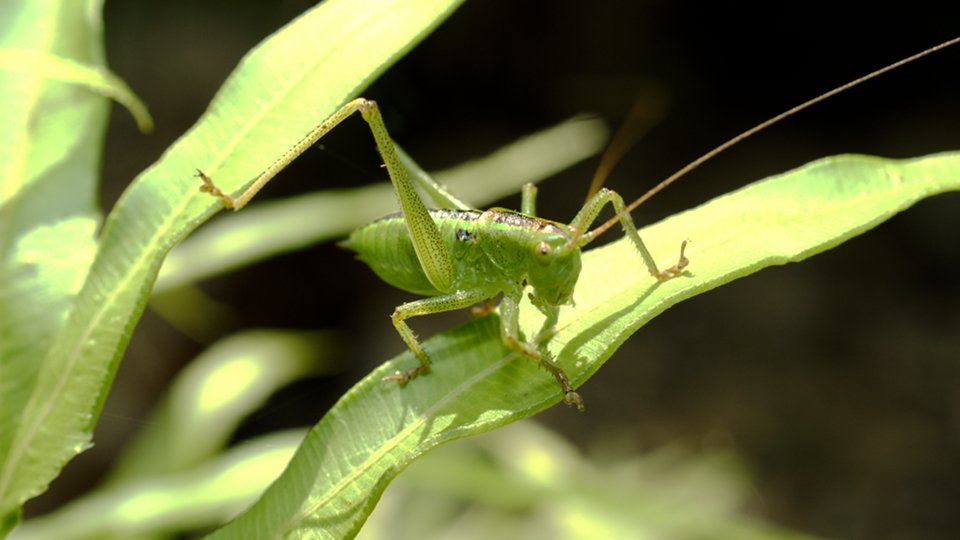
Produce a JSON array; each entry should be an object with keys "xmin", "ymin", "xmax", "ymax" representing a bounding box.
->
[{"xmin": 286, "ymin": 350, "xmax": 515, "ymax": 534}]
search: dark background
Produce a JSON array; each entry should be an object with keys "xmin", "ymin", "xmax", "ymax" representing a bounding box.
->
[{"xmin": 36, "ymin": 1, "xmax": 960, "ymax": 538}]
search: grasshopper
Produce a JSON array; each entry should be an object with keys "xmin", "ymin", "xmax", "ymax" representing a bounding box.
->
[{"xmin": 198, "ymin": 37, "xmax": 958, "ymax": 411}]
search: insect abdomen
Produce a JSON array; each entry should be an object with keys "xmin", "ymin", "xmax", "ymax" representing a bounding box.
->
[
  {"xmin": 341, "ymin": 210, "xmax": 486, "ymax": 296},
  {"xmin": 341, "ymin": 215, "xmax": 437, "ymax": 295}
]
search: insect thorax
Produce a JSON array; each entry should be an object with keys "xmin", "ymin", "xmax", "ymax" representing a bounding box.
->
[{"xmin": 474, "ymin": 209, "xmax": 582, "ymax": 305}]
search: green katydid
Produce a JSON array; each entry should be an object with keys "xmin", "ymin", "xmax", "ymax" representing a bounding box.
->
[
  {"xmin": 199, "ymin": 98, "xmax": 685, "ymax": 411},
  {"xmin": 198, "ymin": 37, "xmax": 959, "ymax": 411}
]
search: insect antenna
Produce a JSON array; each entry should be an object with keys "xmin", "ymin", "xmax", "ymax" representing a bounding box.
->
[
  {"xmin": 565, "ymin": 93, "xmax": 667, "ymax": 248},
  {"xmin": 580, "ymin": 36, "xmax": 960, "ymax": 246},
  {"xmin": 582, "ymin": 94, "xmax": 668, "ymax": 204}
]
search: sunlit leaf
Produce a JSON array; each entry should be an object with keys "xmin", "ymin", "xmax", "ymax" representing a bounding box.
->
[
  {"xmin": 0, "ymin": 0, "xmax": 465, "ymax": 525},
  {"xmin": 10, "ymin": 431, "xmax": 304, "ymax": 540},
  {"xmin": 211, "ymin": 152, "xmax": 960, "ymax": 538}
]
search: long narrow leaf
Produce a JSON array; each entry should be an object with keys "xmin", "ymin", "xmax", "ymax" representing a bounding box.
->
[
  {"xmin": 210, "ymin": 152, "xmax": 959, "ymax": 538},
  {"xmin": 10, "ymin": 431, "xmax": 304, "ymax": 540},
  {"xmin": 0, "ymin": 0, "xmax": 464, "ymax": 522},
  {"xmin": 0, "ymin": 1, "xmax": 111, "ymax": 531}
]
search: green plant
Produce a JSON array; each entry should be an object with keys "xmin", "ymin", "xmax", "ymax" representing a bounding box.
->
[
  {"xmin": 2, "ymin": 1, "xmax": 957, "ymax": 538},
  {"xmin": 1, "ymin": 0, "xmax": 465, "ymax": 535}
]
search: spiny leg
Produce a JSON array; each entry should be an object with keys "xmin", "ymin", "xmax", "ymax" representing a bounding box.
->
[
  {"xmin": 195, "ymin": 99, "xmax": 463, "ymax": 211},
  {"xmin": 573, "ymin": 187, "xmax": 688, "ymax": 280},
  {"xmin": 395, "ymin": 145, "xmax": 471, "ymax": 211},
  {"xmin": 198, "ymin": 98, "xmax": 382, "ymax": 210},
  {"xmin": 385, "ymin": 289, "xmax": 491, "ymax": 384},
  {"xmin": 357, "ymin": 100, "xmax": 456, "ymax": 293},
  {"xmin": 197, "ymin": 98, "xmax": 455, "ymax": 294},
  {"xmin": 499, "ymin": 290, "xmax": 584, "ymax": 411}
]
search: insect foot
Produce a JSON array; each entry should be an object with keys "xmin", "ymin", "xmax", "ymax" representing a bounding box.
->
[
  {"xmin": 525, "ymin": 315, "xmax": 584, "ymax": 410},
  {"xmin": 469, "ymin": 299, "xmax": 495, "ymax": 319},
  {"xmin": 502, "ymin": 334, "xmax": 585, "ymax": 411},
  {"xmin": 382, "ymin": 364, "xmax": 431, "ymax": 385},
  {"xmin": 196, "ymin": 169, "xmax": 237, "ymax": 209},
  {"xmin": 553, "ymin": 370, "xmax": 585, "ymax": 412},
  {"xmin": 655, "ymin": 239, "xmax": 690, "ymax": 281}
]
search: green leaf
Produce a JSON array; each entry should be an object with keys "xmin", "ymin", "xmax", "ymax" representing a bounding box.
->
[
  {"xmin": 106, "ymin": 330, "xmax": 337, "ymax": 485},
  {"xmin": 0, "ymin": 48, "xmax": 153, "ymax": 133},
  {"xmin": 0, "ymin": 0, "xmax": 464, "ymax": 523},
  {"xmin": 10, "ymin": 431, "xmax": 304, "ymax": 540},
  {"xmin": 210, "ymin": 151, "xmax": 959, "ymax": 539},
  {"xmin": 0, "ymin": 0, "xmax": 111, "ymax": 528},
  {"xmin": 11, "ymin": 330, "xmax": 335, "ymax": 540}
]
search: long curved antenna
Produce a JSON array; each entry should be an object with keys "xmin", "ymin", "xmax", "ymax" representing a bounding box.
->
[
  {"xmin": 581, "ymin": 36, "xmax": 960, "ymax": 245},
  {"xmin": 583, "ymin": 94, "xmax": 668, "ymax": 204}
]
